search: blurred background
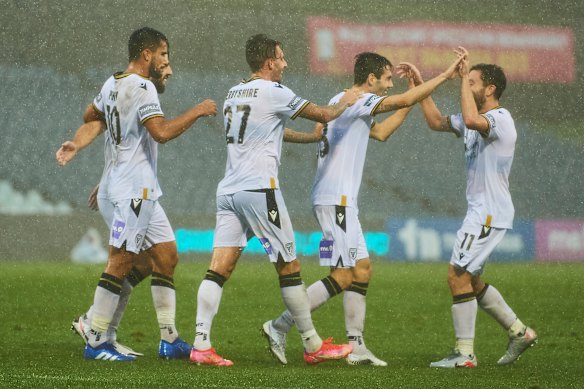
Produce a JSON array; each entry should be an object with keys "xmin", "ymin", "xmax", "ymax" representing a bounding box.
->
[{"xmin": 1, "ymin": 0, "xmax": 583, "ymax": 262}]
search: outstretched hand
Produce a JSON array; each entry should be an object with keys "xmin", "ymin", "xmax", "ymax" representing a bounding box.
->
[
  {"xmin": 454, "ymin": 46, "xmax": 470, "ymax": 77},
  {"xmin": 395, "ymin": 62, "xmax": 423, "ymax": 86},
  {"xmin": 56, "ymin": 141, "xmax": 78, "ymax": 166}
]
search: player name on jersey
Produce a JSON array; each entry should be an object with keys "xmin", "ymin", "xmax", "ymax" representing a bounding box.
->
[{"xmin": 226, "ymin": 88, "xmax": 259, "ymax": 100}]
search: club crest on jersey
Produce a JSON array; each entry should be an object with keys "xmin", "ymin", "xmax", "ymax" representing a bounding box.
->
[
  {"xmin": 287, "ymin": 96, "xmax": 303, "ymax": 110},
  {"xmin": 349, "ymin": 248, "xmax": 357, "ymax": 260},
  {"xmin": 319, "ymin": 240, "xmax": 334, "ymax": 260},
  {"xmin": 259, "ymin": 238, "xmax": 273, "ymax": 255},
  {"xmin": 112, "ymin": 220, "xmax": 125, "ymax": 239},
  {"xmin": 285, "ymin": 242, "xmax": 295, "ymax": 256}
]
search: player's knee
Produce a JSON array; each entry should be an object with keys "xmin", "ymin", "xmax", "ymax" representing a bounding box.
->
[
  {"xmin": 353, "ymin": 258, "xmax": 372, "ymax": 283},
  {"xmin": 331, "ymin": 270, "xmax": 353, "ymax": 290}
]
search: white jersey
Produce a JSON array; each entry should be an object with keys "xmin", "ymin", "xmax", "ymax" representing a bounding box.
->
[
  {"xmin": 96, "ymin": 136, "xmax": 114, "ymax": 200},
  {"xmin": 93, "ymin": 72, "xmax": 164, "ymax": 202},
  {"xmin": 449, "ymin": 107, "xmax": 516, "ymax": 229},
  {"xmin": 216, "ymin": 77, "xmax": 310, "ymax": 195},
  {"xmin": 311, "ymin": 92, "xmax": 386, "ymax": 208}
]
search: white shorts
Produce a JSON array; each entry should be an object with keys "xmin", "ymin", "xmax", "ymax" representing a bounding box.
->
[
  {"xmin": 214, "ymin": 190, "xmax": 296, "ymax": 263},
  {"xmin": 107, "ymin": 198, "xmax": 175, "ymax": 254},
  {"xmin": 450, "ymin": 222, "xmax": 506, "ymax": 275},
  {"xmin": 313, "ymin": 205, "xmax": 368, "ymax": 268}
]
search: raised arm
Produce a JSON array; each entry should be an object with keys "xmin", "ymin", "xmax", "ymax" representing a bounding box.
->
[
  {"xmin": 284, "ymin": 123, "xmax": 324, "ymax": 144},
  {"xmin": 396, "ymin": 62, "xmax": 454, "ymax": 133},
  {"xmin": 373, "ymin": 55, "xmax": 462, "ymax": 115},
  {"xmin": 297, "ymin": 88, "xmax": 362, "ymax": 123},
  {"xmin": 457, "ymin": 47, "xmax": 490, "ymax": 136},
  {"xmin": 144, "ymin": 99, "xmax": 217, "ymax": 144}
]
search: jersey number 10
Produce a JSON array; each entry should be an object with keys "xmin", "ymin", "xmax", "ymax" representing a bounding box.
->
[{"xmin": 105, "ymin": 105, "xmax": 121, "ymax": 145}]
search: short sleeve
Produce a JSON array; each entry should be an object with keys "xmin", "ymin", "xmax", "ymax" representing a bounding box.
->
[
  {"xmin": 357, "ymin": 93, "xmax": 386, "ymax": 117},
  {"xmin": 449, "ymin": 113, "xmax": 465, "ymax": 138},
  {"xmin": 93, "ymin": 91, "xmax": 104, "ymax": 115},
  {"xmin": 482, "ymin": 112, "xmax": 498, "ymax": 140},
  {"xmin": 269, "ymin": 83, "xmax": 309, "ymax": 120},
  {"xmin": 137, "ymin": 81, "xmax": 164, "ymax": 123}
]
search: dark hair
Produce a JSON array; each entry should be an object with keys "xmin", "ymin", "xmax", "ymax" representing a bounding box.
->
[
  {"xmin": 470, "ymin": 63, "xmax": 507, "ymax": 100},
  {"xmin": 246, "ymin": 34, "xmax": 281, "ymax": 72},
  {"xmin": 353, "ymin": 52, "xmax": 393, "ymax": 85},
  {"xmin": 128, "ymin": 27, "xmax": 168, "ymax": 61}
]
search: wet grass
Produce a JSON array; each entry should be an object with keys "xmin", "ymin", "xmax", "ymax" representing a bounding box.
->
[{"xmin": 0, "ymin": 260, "xmax": 582, "ymax": 388}]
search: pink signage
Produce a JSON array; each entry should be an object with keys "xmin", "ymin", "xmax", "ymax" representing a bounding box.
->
[
  {"xmin": 307, "ymin": 17, "xmax": 575, "ymax": 83},
  {"xmin": 536, "ymin": 220, "xmax": 584, "ymax": 261}
]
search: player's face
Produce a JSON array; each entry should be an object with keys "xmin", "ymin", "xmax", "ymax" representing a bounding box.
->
[
  {"xmin": 270, "ymin": 45, "xmax": 287, "ymax": 83},
  {"xmin": 149, "ymin": 40, "xmax": 170, "ymax": 81},
  {"xmin": 468, "ymin": 70, "xmax": 487, "ymax": 110},
  {"xmin": 372, "ymin": 66, "xmax": 393, "ymax": 96},
  {"xmin": 152, "ymin": 64, "xmax": 173, "ymax": 94}
]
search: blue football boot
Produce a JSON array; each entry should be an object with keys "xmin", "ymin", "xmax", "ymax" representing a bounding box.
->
[
  {"xmin": 159, "ymin": 338, "xmax": 192, "ymax": 359},
  {"xmin": 84, "ymin": 343, "xmax": 136, "ymax": 361}
]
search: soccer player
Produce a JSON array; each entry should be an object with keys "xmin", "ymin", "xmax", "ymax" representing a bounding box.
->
[
  {"xmin": 58, "ymin": 66, "xmax": 173, "ymax": 358},
  {"xmin": 59, "ymin": 27, "xmax": 217, "ymax": 361},
  {"xmin": 262, "ymin": 52, "xmax": 464, "ymax": 366},
  {"xmin": 189, "ymin": 33, "xmax": 362, "ymax": 367},
  {"xmin": 411, "ymin": 47, "xmax": 537, "ymax": 368}
]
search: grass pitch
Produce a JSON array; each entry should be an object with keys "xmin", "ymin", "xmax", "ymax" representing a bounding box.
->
[{"xmin": 0, "ymin": 259, "xmax": 582, "ymax": 388}]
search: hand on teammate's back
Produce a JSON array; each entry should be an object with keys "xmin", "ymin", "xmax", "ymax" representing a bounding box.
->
[
  {"xmin": 195, "ymin": 99, "xmax": 218, "ymax": 117},
  {"xmin": 395, "ymin": 62, "xmax": 423, "ymax": 86},
  {"xmin": 339, "ymin": 87, "xmax": 363, "ymax": 107}
]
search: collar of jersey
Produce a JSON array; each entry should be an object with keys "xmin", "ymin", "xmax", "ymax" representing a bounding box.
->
[
  {"xmin": 114, "ymin": 71, "xmax": 149, "ymax": 80},
  {"xmin": 240, "ymin": 76, "xmax": 262, "ymax": 84}
]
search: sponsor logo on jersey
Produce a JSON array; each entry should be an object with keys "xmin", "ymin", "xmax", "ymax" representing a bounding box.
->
[
  {"xmin": 287, "ymin": 96, "xmax": 303, "ymax": 110},
  {"xmin": 319, "ymin": 240, "xmax": 334, "ymax": 259},
  {"xmin": 259, "ymin": 238, "xmax": 273, "ymax": 255},
  {"xmin": 112, "ymin": 220, "xmax": 125, "ymax": 239},
  {"xmin": 364, "ymin": 95, "xmax": 378, "ymax": 107},
  {"xmin": 139, "ymin": 103, "xmax": 161, "ymax": 118}
]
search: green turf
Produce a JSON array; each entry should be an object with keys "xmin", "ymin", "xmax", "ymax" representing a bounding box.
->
[{"xmin": 0, "ymin": 260, "xmax": 582, "ymax": 388}]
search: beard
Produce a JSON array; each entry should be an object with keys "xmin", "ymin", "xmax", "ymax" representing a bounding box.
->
[
  {"xmin": 152, "ymin": 78, "xmax": 166, "ymax": 93},
  {"xmin": 473, "ymin": 92, "xmax": 486, "ymax": 110}
]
